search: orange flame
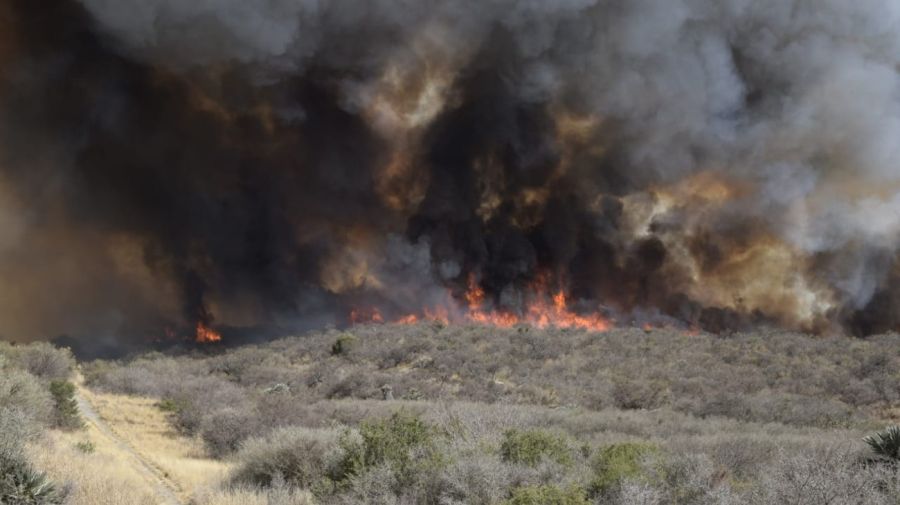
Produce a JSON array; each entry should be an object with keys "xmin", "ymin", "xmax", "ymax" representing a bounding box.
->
[
  {"xmin": 462, "ymin": 274, "xmax": 611, "ymax": 331},
  {"xmin": 423, "ymin": 306, "xmax": 450, "ymax": 325},
  {"xmin": 395, "ymin": 314, "xmax": 419, "ymax": 324},
  {"xmin": 195, "ymin": 321, "xmax": 222, "ymax": 343},
  {"xmin": 353, "ymin": 272, "xmax": 612, "ymax": 332},
  {"xmin": 465, "ymin": 274, "xmax": 485, "ymax": 310},
  {"xmin": 350, "ymin": 307, "xmax": 385, "ymax": 325}
]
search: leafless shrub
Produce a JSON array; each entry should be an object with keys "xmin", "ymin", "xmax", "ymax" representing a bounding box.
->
[
  {"xmin": 650, "ymin": 452, "xmax": 736, "ymax": 505},
  {"xmin": 172, "ymin": 377, "xmax": 252, "ymax": 434},
  {"xmin": 0, "ymin": 370, "xmax": 52, "ymax": 426},
  {"xmin": 437, "ymin": 454, "xmax": 512, "ymax": 505},
  {"xmin": 328, "ymin": 371, "xmax": 376, "ymax": 400},
  {"xmin": 0, "ymin": 407, "xmax": 42, "ymax": 457},
  {"xmin": 617, "ymin": 481, "xmax": 664, "ymax": 505},
  {"xmin": 201, "ymin": 407, "xmax": 264, "ymax": 457},
  {"xmin": 705, "ymin": 438, "xmax": 776, "ymax": 479},
  {"xmin": 208, "ymin": 347, "xmax": 271, "ymax": 379},
  {"xmin": 19, "ymin": 343, "xmax": 74, "ymax": 382},
  {"xmin": 751, "ymin": 449, "xmax": 887, "ymax": 505},
  {"xmin": 612, "ymin": 378, "xmax": 670, "ymax": 410},
  {"xmin": 91, "ymin": 357, "xmax": 201, "ymax": 397},
  {"xmin": 255, "ymin": 391, "xmax": 316, "ymax": 430},
  {"xmin": 231, "ymin": 426, "xmax": 339, "ymax": 489}
]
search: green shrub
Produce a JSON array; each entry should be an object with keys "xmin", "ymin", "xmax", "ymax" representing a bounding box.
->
[
  {"xmin": 588, "ymin": 442, "xmax": 659, "ymax": 496},
  {"xmin": 502, "ymin": 485, "xmax": 590, "ymax": 505},
  {"xmin": 500, "ymin": 429, "xmax": 572, "ymax": 467},
  {"xmin": 865, "ymin": 426, "xmax": 900, "ymax": 461},
  {"xmin": 328, "ymin": 429, "xmax": 363, "ymax": 482},
  {"xmin": 0, "ymin": 452, "xmax": 64, "ymax": 504},
  {"xmin": 74, "ymin": 440, "xmax": 95, "ymax": 454},
  {"xmin": 49, "ymin": 381, "xmax": 82, "ymax": 430},
  {"xmin": 331, "ymin": 333, "xmax": 358, "ymax": 356},
  {"xmin": 332, "ymin": 411, "xmax": 443, "ymax": 487},
  {"xmin": 155, "ymin": 398, "xmax": 184, "ymax": 413}
]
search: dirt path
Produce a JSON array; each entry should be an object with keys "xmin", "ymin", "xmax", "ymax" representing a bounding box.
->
[{"xmin": 75, "ymin": 388, "xmax": 184, "ymax": 505}]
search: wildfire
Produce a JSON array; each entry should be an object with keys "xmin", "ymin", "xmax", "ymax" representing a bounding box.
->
[
  {"xmin": 395, "ymin": 314, "xmax": 419, "ymax": 324},
  {"xmin": 423, "ymin": 306, "xmax": 450, "ymax": 325},
  {"xmin": 195, "ymin": 321, "xmax": 222, "ymax": 343},
  {"xmin": 350, "ymin": 307, "xmax": 385, "ymax": 325},
  {"xmin": 463, "ymin": 274, "xmax": 611, "ymax": 331},
  {"xmin": 351, "ymin": 273, "xmax": 611, "ymax": 332}
]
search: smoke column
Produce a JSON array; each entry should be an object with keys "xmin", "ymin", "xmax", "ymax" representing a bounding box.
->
[{"xmin": 3, "ymin": 0, "xmax": 900, "ymax": 352}]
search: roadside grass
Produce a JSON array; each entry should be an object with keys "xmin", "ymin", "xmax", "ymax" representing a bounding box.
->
[
  {"xmin": 78, "ymin": 386, "xmax": 231, "ymax": 499},
  {"xmin": 27, "ymin": 426, "xmax": 159, "ymax": 505}
]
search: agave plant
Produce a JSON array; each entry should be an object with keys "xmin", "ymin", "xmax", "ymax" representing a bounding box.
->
[
  {"xmin": 0, "ymin": 453, "xmax": 63, "ymax": 505},
  {"xmin": 864, "ymin": 426, "xmax": 900, "ymax": 462}
]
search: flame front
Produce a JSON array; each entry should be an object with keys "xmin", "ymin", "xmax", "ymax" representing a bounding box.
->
[
  {"xmin": 352, "ymin": 273, "xmax": 611, "ymax": 332},
  {"xmin": 195, "ymin": 321, "xmax": 222, "ymax": 344},
  {"xmin": 465, "ymin": 275, "xmax": 611, "ymax": 332},
  {"xmin": 350, "ymin": 307, "xmax": 385, "ymax": 325}
]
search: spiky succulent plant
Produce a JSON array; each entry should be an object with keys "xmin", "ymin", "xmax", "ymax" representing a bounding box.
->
[
  {"xmin": 0, "ymin": 452, "xmax": 63, "ymax": 505},
  {"xmin": 865, "ymin": 426, "xmax": 900, "ymax": 462}
]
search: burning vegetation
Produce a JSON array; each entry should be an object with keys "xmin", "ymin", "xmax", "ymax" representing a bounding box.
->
[
  {"xmin": 194, "ymin": 322, "xmax": 222, "ymax": 344},
  {"xmin": 2, "ymin": 0, "xmax": 900, "ymax": 350},
  {"xmin": 351, "ymin": 273, "xmax": 611, "ymax": 333}
]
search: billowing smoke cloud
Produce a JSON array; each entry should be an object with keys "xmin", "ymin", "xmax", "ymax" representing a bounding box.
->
[{"xmin": 3, "ymin": 0, "xmax": 900, "ymax": 352}]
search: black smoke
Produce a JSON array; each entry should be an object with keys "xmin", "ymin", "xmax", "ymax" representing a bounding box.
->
[{"xmin": 3, "ymin": 0, "xmax": 900, "ymax": 353}]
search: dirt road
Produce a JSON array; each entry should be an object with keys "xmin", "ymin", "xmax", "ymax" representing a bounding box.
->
[{"xmin": 74, "ymin": 389, "xmax": 183, "ymax": 505}]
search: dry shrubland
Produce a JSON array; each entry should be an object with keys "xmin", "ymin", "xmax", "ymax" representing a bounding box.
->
[
  {"xmin": 4, "ymin": 326, "xmax": 900, "ymax": 503},
  {"xmin": 68, "ymin": 324, "xmax": 900, "ymax": 503},
  {"xmin": 86, "ymin": 325, "xmax": 900, "ymax": 434}
]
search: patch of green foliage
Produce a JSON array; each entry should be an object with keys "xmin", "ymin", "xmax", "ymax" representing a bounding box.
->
[
  {"xmin": 865, "ymin": 426, "xmax": 900, "ymax": 462},
  {"xmin": 0, "ymin": 452, "xmax": 64, "ymax": 504},
  {"xmin": 500, "ymin": 429, "xmax": 572, "ymax": 467},
  {"xmin": 48, "ymin": 381, "xmax": 82, "ymax": 430},
  {"xmin": 74, "ymin": 440, "xmax": 95, "ymax": 454},
  {"xmin": 155, "ymin": 398, "xmax": 185, "ymax": 413},
  {"xmin": 588, "ymin": 442, "xmax": 659, "ymax": 496},
  {"xmin": 331, "ymin": 411, "xmax": 443, "ymax": 487},
  {"xmin": 502, "ymin": 485, "xmax": 590, "ymax": 505},
  {"xmin": 331, "ymin": 333, "xmax": 359, "ymax": 356}
]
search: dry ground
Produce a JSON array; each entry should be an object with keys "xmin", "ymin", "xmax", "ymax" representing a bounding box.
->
[{"xmin": 78, "ymin": 385, "xmax": 229, "ymax": 498}]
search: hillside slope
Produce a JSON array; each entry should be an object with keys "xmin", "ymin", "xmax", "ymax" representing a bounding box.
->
[{"xmin": 74, "ymin": 324, "xmax": 900, "ymax": 504}]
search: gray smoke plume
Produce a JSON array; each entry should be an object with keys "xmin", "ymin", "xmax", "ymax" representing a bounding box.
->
[{"xmin": 2, "ymin": 0, "xmax": 900, "ymax": 353}]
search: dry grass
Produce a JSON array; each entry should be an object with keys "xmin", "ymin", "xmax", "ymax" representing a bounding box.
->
[
  {"xmin": 30, "ymin": 384, "xmax": 306, "ymax": 504},
  {"xmin": 78, "ymin": 386, "xmax": 231, "ymax": 498},
  {"xmin": 192, "ymin": 486, "xmax": 314, "ymax": 505},
  {"xmin": 27, "ymin": 428, "xmax": 159, "ymax": 505}
]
